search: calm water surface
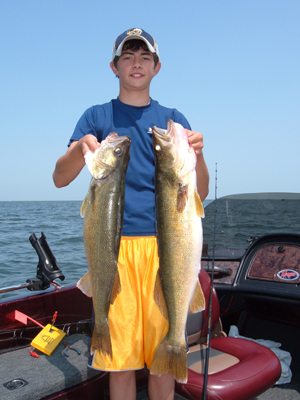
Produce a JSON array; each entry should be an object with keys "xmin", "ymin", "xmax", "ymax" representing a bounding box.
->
[
  {"xmin": 0, "ymin": 201, "xmax": 85, "ymax": 300},
  {"xmin": 1, "ymin": 196, "xmax": 299, "ymax": 300}
]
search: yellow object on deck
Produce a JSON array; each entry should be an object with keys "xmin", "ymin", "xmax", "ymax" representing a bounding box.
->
[{"xmin": 31, "ymin": 324, "xmax": 66, "ymax": 355}]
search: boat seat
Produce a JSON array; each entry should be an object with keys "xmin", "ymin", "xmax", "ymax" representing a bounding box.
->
[
  {"xmin": 176, "ymin": 269, "xmax": 282, "ymax": 400},
  {"xmin": 0, "ymin": 333, "xmax": 104, "ymax": 400}
]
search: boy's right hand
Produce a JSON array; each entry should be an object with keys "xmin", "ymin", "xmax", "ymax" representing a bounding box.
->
[
  {"xmin": 53, "ymin": 135, "xmax": 102, "ymax": 188},
  {"xmin": 79, "ymin": 134, "xmax": 101, "ymax": 156}
]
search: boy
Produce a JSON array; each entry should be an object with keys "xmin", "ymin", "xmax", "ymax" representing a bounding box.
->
[{"xmin": 53, "ymin": 28, "xmax": 209, "ymax": 400}]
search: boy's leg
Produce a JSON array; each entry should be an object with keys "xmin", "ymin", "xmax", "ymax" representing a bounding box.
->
[
  {"xmin": 148, "ymin": 373, "xmax": 175, "ymax": 400},
  {"xmin": 109, "ymin": 371, "xmax": 136, "ymax": 400}
]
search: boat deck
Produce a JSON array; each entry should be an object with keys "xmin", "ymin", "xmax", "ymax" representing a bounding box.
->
[{"xmin": 0, "ymin": 334, "xmax": 105, "ymax": 400}]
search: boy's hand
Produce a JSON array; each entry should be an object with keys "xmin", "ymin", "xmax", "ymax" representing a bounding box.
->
[
  {"xmin": 185, "ymin": 129, "xmax": 209, "ymax": 200},
  {"xmin": 79, "ymin": 134, "xmax": 101, "ymax": 155},
  {"xmin": 53, "ymin": 135, "xmax": 102, "ymax": 188},
  {"xmin": 186, "ymin": 129, "xmax": 204, "ymax": 156}
]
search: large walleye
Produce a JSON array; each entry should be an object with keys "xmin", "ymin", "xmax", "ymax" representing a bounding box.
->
[
  {"xmin": 151, "ymin": 120, "xmax": 205, "ymax": 383},
  {"xmin": 77, "ymin": 133, "xmax": 131, "ymax": 360}
]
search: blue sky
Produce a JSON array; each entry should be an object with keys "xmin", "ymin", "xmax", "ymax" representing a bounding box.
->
[{"xmin": 1, "ymin": 0, "xmax": 299, "ymax": 200}]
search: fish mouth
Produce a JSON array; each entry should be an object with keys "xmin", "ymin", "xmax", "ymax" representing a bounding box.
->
[
  {"xmin": 152, "ymin": 119, "xmax": 182, "ymax": 147},
  {"xmin": 152, "ymin": 120, "xmax": 196, "ymax": 174},
  {"xmin": 106, "ymin": 133, "xmax": 131, "ymax": 145},
  {"xmin": 89, "ymin": 133, "xmax": 131, "ymax": 181},
  {"xmin": 103, "ymin": 133, "xmax": 131, "ymax": 154},
  {"xmin": 152, "ymin": 121, "xmax": 173, "ymax": 151},
  {"xmin": 153, "ymin": 120, "xmax": 173, "ymax": 139}
]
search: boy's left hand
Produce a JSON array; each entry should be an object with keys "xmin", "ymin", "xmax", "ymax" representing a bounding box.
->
[{"xmin": 186, "ymin": 129, "xmax": 204, "ymax": 156}]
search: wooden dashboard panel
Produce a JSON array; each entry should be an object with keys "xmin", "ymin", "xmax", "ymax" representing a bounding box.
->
[{"xmin": 247, "ymin": 244, "xmax": 300, "ymax": 284}]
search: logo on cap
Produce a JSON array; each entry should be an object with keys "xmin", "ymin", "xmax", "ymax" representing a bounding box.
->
[{"xmin": 127, "ymin": 28, "xmax": 142, "ymax": 36}]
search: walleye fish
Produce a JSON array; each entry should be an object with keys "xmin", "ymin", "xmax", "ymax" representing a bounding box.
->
[
  {"xmin": 150, "ymin": 120, "xmax": 205, "ymax": 383},
  {"xmin": 77, "ymin": 133, "xmax": 131, "ymax": 360}
]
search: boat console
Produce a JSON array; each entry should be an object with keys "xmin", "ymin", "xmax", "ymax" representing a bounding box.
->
[{"xmin": 204, "ymin": 233, "xmax": 300, "ymax": 302}]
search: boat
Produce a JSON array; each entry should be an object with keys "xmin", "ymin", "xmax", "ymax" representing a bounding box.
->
[{"xmin": 1, "ymin": 192, "xmax": 299, "ymax": 400}]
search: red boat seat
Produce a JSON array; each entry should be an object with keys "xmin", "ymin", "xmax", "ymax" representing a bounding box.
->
[{"xmin": 176, "ymin": 269, "xmax": 282, "ymax": 400}]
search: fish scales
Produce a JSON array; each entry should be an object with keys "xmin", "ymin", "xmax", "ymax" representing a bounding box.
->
[
  {"xmin": 77, "ymin": 133, "xmax": 131, "ymax": 360},
  {"xmin": 151, "ymin": 120, "xmax": 205, "ymax": 383}
]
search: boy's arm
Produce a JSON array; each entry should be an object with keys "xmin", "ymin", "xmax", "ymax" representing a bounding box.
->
[
  {"xmin": 186, "ymin": 129, "xmax": 210, "ymax": 201},
  {"xmin": 53, "ymin": 134, "xmax": 100, "ymax": 188}
]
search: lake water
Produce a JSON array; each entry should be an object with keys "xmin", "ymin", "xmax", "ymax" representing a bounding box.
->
[
  {"xmin": 0, "ymin": 201, "xmax": 86, "ymax": 300},
  {"xmin": 1, "ymin": 196, "xmax": 299, "ymax": 301},
  {"xmin": 0, "ymin": 200, "xmax": 211, "ymax": 301}
]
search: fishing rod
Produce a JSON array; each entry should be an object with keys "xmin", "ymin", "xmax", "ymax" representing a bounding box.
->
[{"xmin": 202, "ymin": 163, "xmax": 218, "ymax": 400}]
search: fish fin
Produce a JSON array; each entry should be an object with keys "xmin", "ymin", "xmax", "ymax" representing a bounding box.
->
[
  {"xmin": 90, "ymin": 320, "xmax": 113, "ymax": 360},
  {"xmin": 150, "ymin": 337, "xmax": 188, "ymax": 383},
  {"xmin": 110, "ymin": 268, "xmax": 121, "ymax": 305},
  {"xmin": 177, "ymin": 184, "xmax": 188, "ymax": 212},
  {"xmin": 194, "ymin": 190, "xmax": 205, "ymax": 217},
  {"xmin": 80, "ymin": 194, "xmax": 88, "ymax": 218},
  {"xmin": 84, "ymin": 150, "xmax": 95, "ymax": 176},
  {"xmin": 189, "ymin": 280, "xmax": 206, "ymax": 313},
  {"xmin": 77, "ymin": 272, "xmax": 93, "ymax": 297},
  {"xmin": 154, "ymin": 271, "xmax": 168, "ymax": 320}
]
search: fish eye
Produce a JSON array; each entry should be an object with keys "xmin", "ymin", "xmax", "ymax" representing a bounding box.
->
[
  {"xmin": 155, "ymin": 144, "xmax": 161, "ymax": 152},
  {"xmin": 114, "ymin": 147, "xmax": 122, "ymax": 155}
]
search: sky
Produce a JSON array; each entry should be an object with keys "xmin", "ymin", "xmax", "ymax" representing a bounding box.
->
[{"xmin": 1, "ymin": 0, "xmax": 299, "ymax": 201}]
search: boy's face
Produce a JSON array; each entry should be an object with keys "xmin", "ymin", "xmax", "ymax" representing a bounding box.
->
[{"xmin": 110, "ymin": 48, "xmax": 161, "ymax": 93}]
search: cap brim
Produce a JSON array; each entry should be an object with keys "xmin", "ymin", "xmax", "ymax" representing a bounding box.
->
[{"xmin": 113, "ymin": 35, "xmax": 158, "ymax": 60}]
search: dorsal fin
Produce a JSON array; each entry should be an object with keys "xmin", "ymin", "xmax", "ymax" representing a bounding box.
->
[
  {"xmin": 194, "ymin": 190, "xmax": 204, "ymax": 217},
  {"xmin": 80, "ymin": 194, "xmax": 88, "ymax": 218},
  {"xmin": 77, "ymin": 272, "xmax": 92, "ymax": 297},
  {"xmin": 189, "ymin": 280, "xmax": 205, "ymax": 313}
]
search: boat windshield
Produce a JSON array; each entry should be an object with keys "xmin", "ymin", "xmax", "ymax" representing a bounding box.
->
[{"xmin": 202, "ymin": 193, "xmax": 300, "ymax": 252}]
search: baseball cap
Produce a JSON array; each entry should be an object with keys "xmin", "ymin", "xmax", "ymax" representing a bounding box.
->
[{"xmin": 112, "ymin": 28, "xmax": 159, "ymax": 61}]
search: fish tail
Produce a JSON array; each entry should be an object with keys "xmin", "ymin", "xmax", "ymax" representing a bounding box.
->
[
  {"xmin": 90, "ymin": 321, "xmax": 113, "ymax": 360},
  {"xmin": 150, "ymin": 338, "xmax": 188, "ymax": 383}
]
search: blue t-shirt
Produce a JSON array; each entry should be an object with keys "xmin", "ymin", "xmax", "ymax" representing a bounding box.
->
[{"xmin": 70, "ymin": 98, "xmax": 191, "ymax": 236}]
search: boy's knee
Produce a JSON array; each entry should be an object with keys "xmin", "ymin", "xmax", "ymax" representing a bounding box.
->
[
  {"xmin": 148, "ymin": 373, "xmax": 175, "ymax": 400},
  {"xmin": 110, "ymin": 370, "xmax": 135, "ymax": 383},
  {"xmin": 109, "ymin": 371, "xmax": 136, "ymax": 400}
]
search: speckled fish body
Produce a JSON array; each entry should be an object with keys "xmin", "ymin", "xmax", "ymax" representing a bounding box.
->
[
  {"xmin": 151, "ymin": 120, "xmax": 205, "ymax": 383},
  {"xmin": 77, "ymin": 133, "xmax": 131, "ymax": 359}
]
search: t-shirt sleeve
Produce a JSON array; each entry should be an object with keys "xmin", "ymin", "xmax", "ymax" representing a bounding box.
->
[
  {"xmin": 68, "ymin": 107, "xmax": 103, "ymax": 146},
  {"xmin": 172, "ymin": 109, "xmax": 192, "ymax": 130}
]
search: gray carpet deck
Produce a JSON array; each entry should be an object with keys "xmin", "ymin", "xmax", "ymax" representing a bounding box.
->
[
  {"xmin": 255, "ymin": 387, "xmax": 300, "ymax": 400},
  {"xmin": 0, "ymin": 333, "xmax": 103, "ymax": 400}
]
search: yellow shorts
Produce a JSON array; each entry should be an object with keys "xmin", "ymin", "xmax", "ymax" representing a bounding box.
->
[{"xmin": 90, "ymin": 236, "xmax": 169, "ymax": 371}]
